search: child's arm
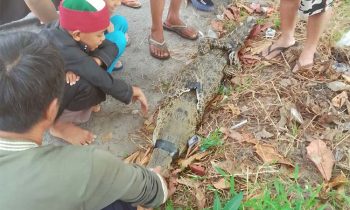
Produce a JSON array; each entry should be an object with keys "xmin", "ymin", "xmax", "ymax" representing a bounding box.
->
[
  {"xmin": 24, "ymin": 0, "xmax": 58, "ymax": 23},
  {"xmin": 131, "ymin": 86, "xmax": 148, "ymax": 115},
  {"xmin": 91, "ymin": 39, "xmax": 118, "ymax": 68}
]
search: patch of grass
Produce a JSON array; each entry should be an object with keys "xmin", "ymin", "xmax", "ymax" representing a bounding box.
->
[
  {"xmin": 200, "ymin": 129, "xmax": 223, "ymax": 151},
  {"xmin": 164, "ymin": 200, "xmax": 174, "ymax": 210},
  {"xmin": 218, "ymin": 84, "xmax": 233, "ymax": 96},
  {"xmin": 204, "ymin": 176, "xmax": 243, "ymax": 210},
  {"xmin": 243, "ymin": 166, "xmax": 350, "ymax": 209},
  {"xmin": 223, "ymin": 20, "xmax": 237, "ymax": 33},
  {"xmin": 274, "ymin": 18, "xmax": 281, "ymax": 29},
  {"xmin": 291, "ymin": 122, "xmax": 299, "ymax": 138},
  {"xmin": 256, "ymin": 18, "xmax": 266, "ymax": 25},
  {"xmin": 233, "ymin": 77, "xmax": 253, "ymax": 93},
  {"xmin": 327, "ymin": 0, "xmax": 350, "ymax": 45},
  {"xmin": 328, "ymin": 190, "xmax": 350, "ymax": 209}
]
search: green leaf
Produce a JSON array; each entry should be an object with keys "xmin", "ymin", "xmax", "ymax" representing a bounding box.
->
[
  {"xmin": 165, "ymin": 199, "xmax": 174, "ymax": 210},
  {"xmin": 213, "ymin": 192, "xmax": 222, "ymax": 210},
  {"xmin": 293, "ymin": 164, "xmax": 299, "ymax": 180},
  {"xmin": 229, "ymin": 176, "xmax": 236, "ymax": 196},
  {"xmin": 223, "ymin": 191, "xmax": 243, "ymax": 210},
  {"xmin": 214, "ymin": 166, "xmax": 228, "ymax": 177},
  {"xmin": 200, "ymin": 129, "xmax": 223, "ymax": 151}
]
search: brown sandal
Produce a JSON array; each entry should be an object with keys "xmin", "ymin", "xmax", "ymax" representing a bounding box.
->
[
  {"xmin": 163, "ymin": 22, "xmax": 199, "ymax": 40},
  {"xmin": 148, "ymin": 36, "xmax": 170, "ymax": 60},
  {"xmin": 292, "ymin": 60, "xmax": 313, "ymax": 73},
  {"xmin": 261, "ymin": 42, "xmax": 298, "ymax": 60}
]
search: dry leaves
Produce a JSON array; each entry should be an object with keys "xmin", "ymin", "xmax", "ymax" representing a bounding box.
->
[
  {"xmin": 320, "ymin": 172, "xmax": 349, "ymax": 200},
  {"xmin": 255, "ymin": 128, "xmax": 274, "ymax": 139},
  {"xmin": 224, "ymin": 5, "xmax": 240, "ymax": 21},
  {"xmin": 248, "ymin": 24, "xmax": 262, "ymax": 39},
  {"xmin": 249, "ymin": 3, "xmax": 261, "ymax": 13},
  {"xmin": 123, "ymin": 147, "xmax": 152, "ymax": 166},
  {"xmin": 255, "ymin": 144, "xmax": 294, "ymax": 167},
  {"xmin": 211, "ymin": 20, "xmax": 224, "ymax": 33},
  {"xmin": 306, "ymin": 140, "xmax": 335, "ymax": 181},
  {"xmin": 213, "ymin": 178, "xmax": 231, "ymax": 190},
  {"xmin": 178, "ymin": 151, "xmax": 210, "ymax": 169},
  {"xmin": 331, "ymin": 91, "xmax": 348, "ymax": 108},
  {"xmin": 177, "ymin": 178, "xmax": 206, "ymax": 209},
  {"xmin": 239, "ymin": 54, "xmax": 261, "ymax": 65}
]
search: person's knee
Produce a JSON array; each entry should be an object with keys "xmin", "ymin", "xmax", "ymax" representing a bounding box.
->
[
  {"xmin": 110, "ymin": 15, "xmax": 128, "ymax": 33},
  {"xmin": 64, "ymin": 79, "xmax": 106, "ymax": 111},
  {"xmin": 106, "ymin": 30, "xmax": 127, "ymax": 56}
]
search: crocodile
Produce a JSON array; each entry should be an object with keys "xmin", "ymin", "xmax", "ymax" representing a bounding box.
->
[{"xmin": 147, "ymin": 17, "xmax": 256, "ymax": 169}]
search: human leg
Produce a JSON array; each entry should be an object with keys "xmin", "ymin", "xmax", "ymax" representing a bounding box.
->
[
  {"xmin": 50, "ymin": 80, "xmax": 106, "ymax": 145},
  {"xmin": 111, "ymin": 15, "xmax": 128, "ymax": 33},
  {"xmin": 293, "ymin": 9, "xmax": 332, "ymax": 72},
  {"xmin": 105, "ymin": 16, "xmax": 128, "ymax": 73},
  {"xmin": 262, "ymin": 0, "xmax": 300, "ymax": 59},
  {"xmin": 163, "ymin": 0, "xmax": 198, "ymax": 40},
  {"xmin": 121, "ymin": 0, "xmax": 142, "ymax": 9},
  {"xmin": 149, "ymin": 0, "xmax": 170, "ymax": 59}
]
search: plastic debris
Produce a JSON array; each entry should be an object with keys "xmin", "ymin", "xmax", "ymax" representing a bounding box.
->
[
  {"xmin": 290, "ymin": 107, "xmax": 304, "ymax": 124},
  {"xmin": 265, "ymin": 28, "xmax": 276, "ymax": 38},
  {"xmin": 198, "ymin": 30, "xmax": 205, "ymax": 38},
  {"xmin": 188, "ymin": 135, "xmax": 200, "ymax": 148},
  {"xmin": 189, "ymin": 164, "xmax": 206, "ymax": 176},
  {"xmin": 261, "ymin": 6, "xmax": 269, "ymax": 13},
  {"xmin": 207, "ymin": 29, "xmax": 218, "ymax": 39},
  {"xmin": 336, "ymin": 30, "xmax": 350, "ymax": 47},
  {"xmin": 216, "ymin": 14, "xmax": 225, "ymax": 21},
  {"xmin": 327, "ymin": 81, "xmax": 350, "ymax": 92},
  {"xmin": 230, "ymin": 119, "xmax": 248, "ymax": 130},
  {"xmin": 332, "ymin": 62, "xmax": 350, "ymax": 75}
]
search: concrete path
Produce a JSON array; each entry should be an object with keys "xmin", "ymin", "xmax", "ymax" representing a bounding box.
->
[{"xmin": 44, "ymin": 0, "xmax": 227, "ymax": 158}]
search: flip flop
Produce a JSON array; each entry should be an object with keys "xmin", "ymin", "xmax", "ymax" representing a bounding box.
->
[
  {"xmin": 148, "ymin": 36, "xmax": 170, "ymax": 60},
  {"xmin": 261, "ymin": 42, "xmax": 298, "ymax": 60},
  {"xmin": 111, "ymin": 61, "xmax": 124, "ymax": 72},
  {"xmin": 121, "ymin": 0, "xmax": 142, "ymax": 8},
  {"xmin": 292, "ymin": 60, "xmax": 313, "ymax": 73},
  {"xmin": 163, "ymin": 22, "xmax": 199, "ymax": 40}
]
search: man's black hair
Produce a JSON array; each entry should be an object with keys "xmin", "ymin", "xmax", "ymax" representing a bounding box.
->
[{"xmin": 0, "ymin": 32, "xmax": 65, "ymax": 133}]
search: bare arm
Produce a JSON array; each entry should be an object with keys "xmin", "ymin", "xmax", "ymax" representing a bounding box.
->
[{"xmin": 24, "ymin": 0, "xmax": 58, "ymax": 23}]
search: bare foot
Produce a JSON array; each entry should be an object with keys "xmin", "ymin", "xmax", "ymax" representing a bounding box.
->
[
  {"xmin": 163, "ymin": 19, "xmax": 198, "ymax": 40},
  {"xmin": 91, "ymin": 104, "xmax": 101, "ymax": 113},
  {"xmin": 50, "ymin": 122, "xmax": 95, "ymax": 145},
  {"xmin": 149, "ymin": 30, "xmax": 170, "ymax": 59},
  {"xmin": 261, "ymin": 37, "xmax": 296, "ymax": 60}
]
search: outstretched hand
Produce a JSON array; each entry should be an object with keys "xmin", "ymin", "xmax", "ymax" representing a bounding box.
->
[{"xmin": 131, "ymin": 86, "xmax": 148, "ymax": 116}]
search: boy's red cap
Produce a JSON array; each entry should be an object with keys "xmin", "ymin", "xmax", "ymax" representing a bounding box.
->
[{"xmin": 59, "ymin": 0, "xmax": 110, "ymax": 33}]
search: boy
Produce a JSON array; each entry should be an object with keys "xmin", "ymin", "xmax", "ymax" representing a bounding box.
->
[
  {"xmin": 0, "ymin": 31, "xmax": 168, "ymax": 210},
  {"xmin": 40, "ymin": 0, "xmax": 148, "ymax": 145}
]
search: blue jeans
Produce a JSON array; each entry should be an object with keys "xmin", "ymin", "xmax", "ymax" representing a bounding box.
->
[
  {"xmin": 101, "ymin": 200, "xmax": 136, "ymax": 210},
  {"xmin": 105, "ymin": 15, "xmax": 128, "ymax": 73}
]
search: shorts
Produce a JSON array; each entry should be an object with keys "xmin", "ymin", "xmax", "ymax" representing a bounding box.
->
[{"xmin": 299, "ymin": 0, "xmax": 333, "ymax": 16}]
